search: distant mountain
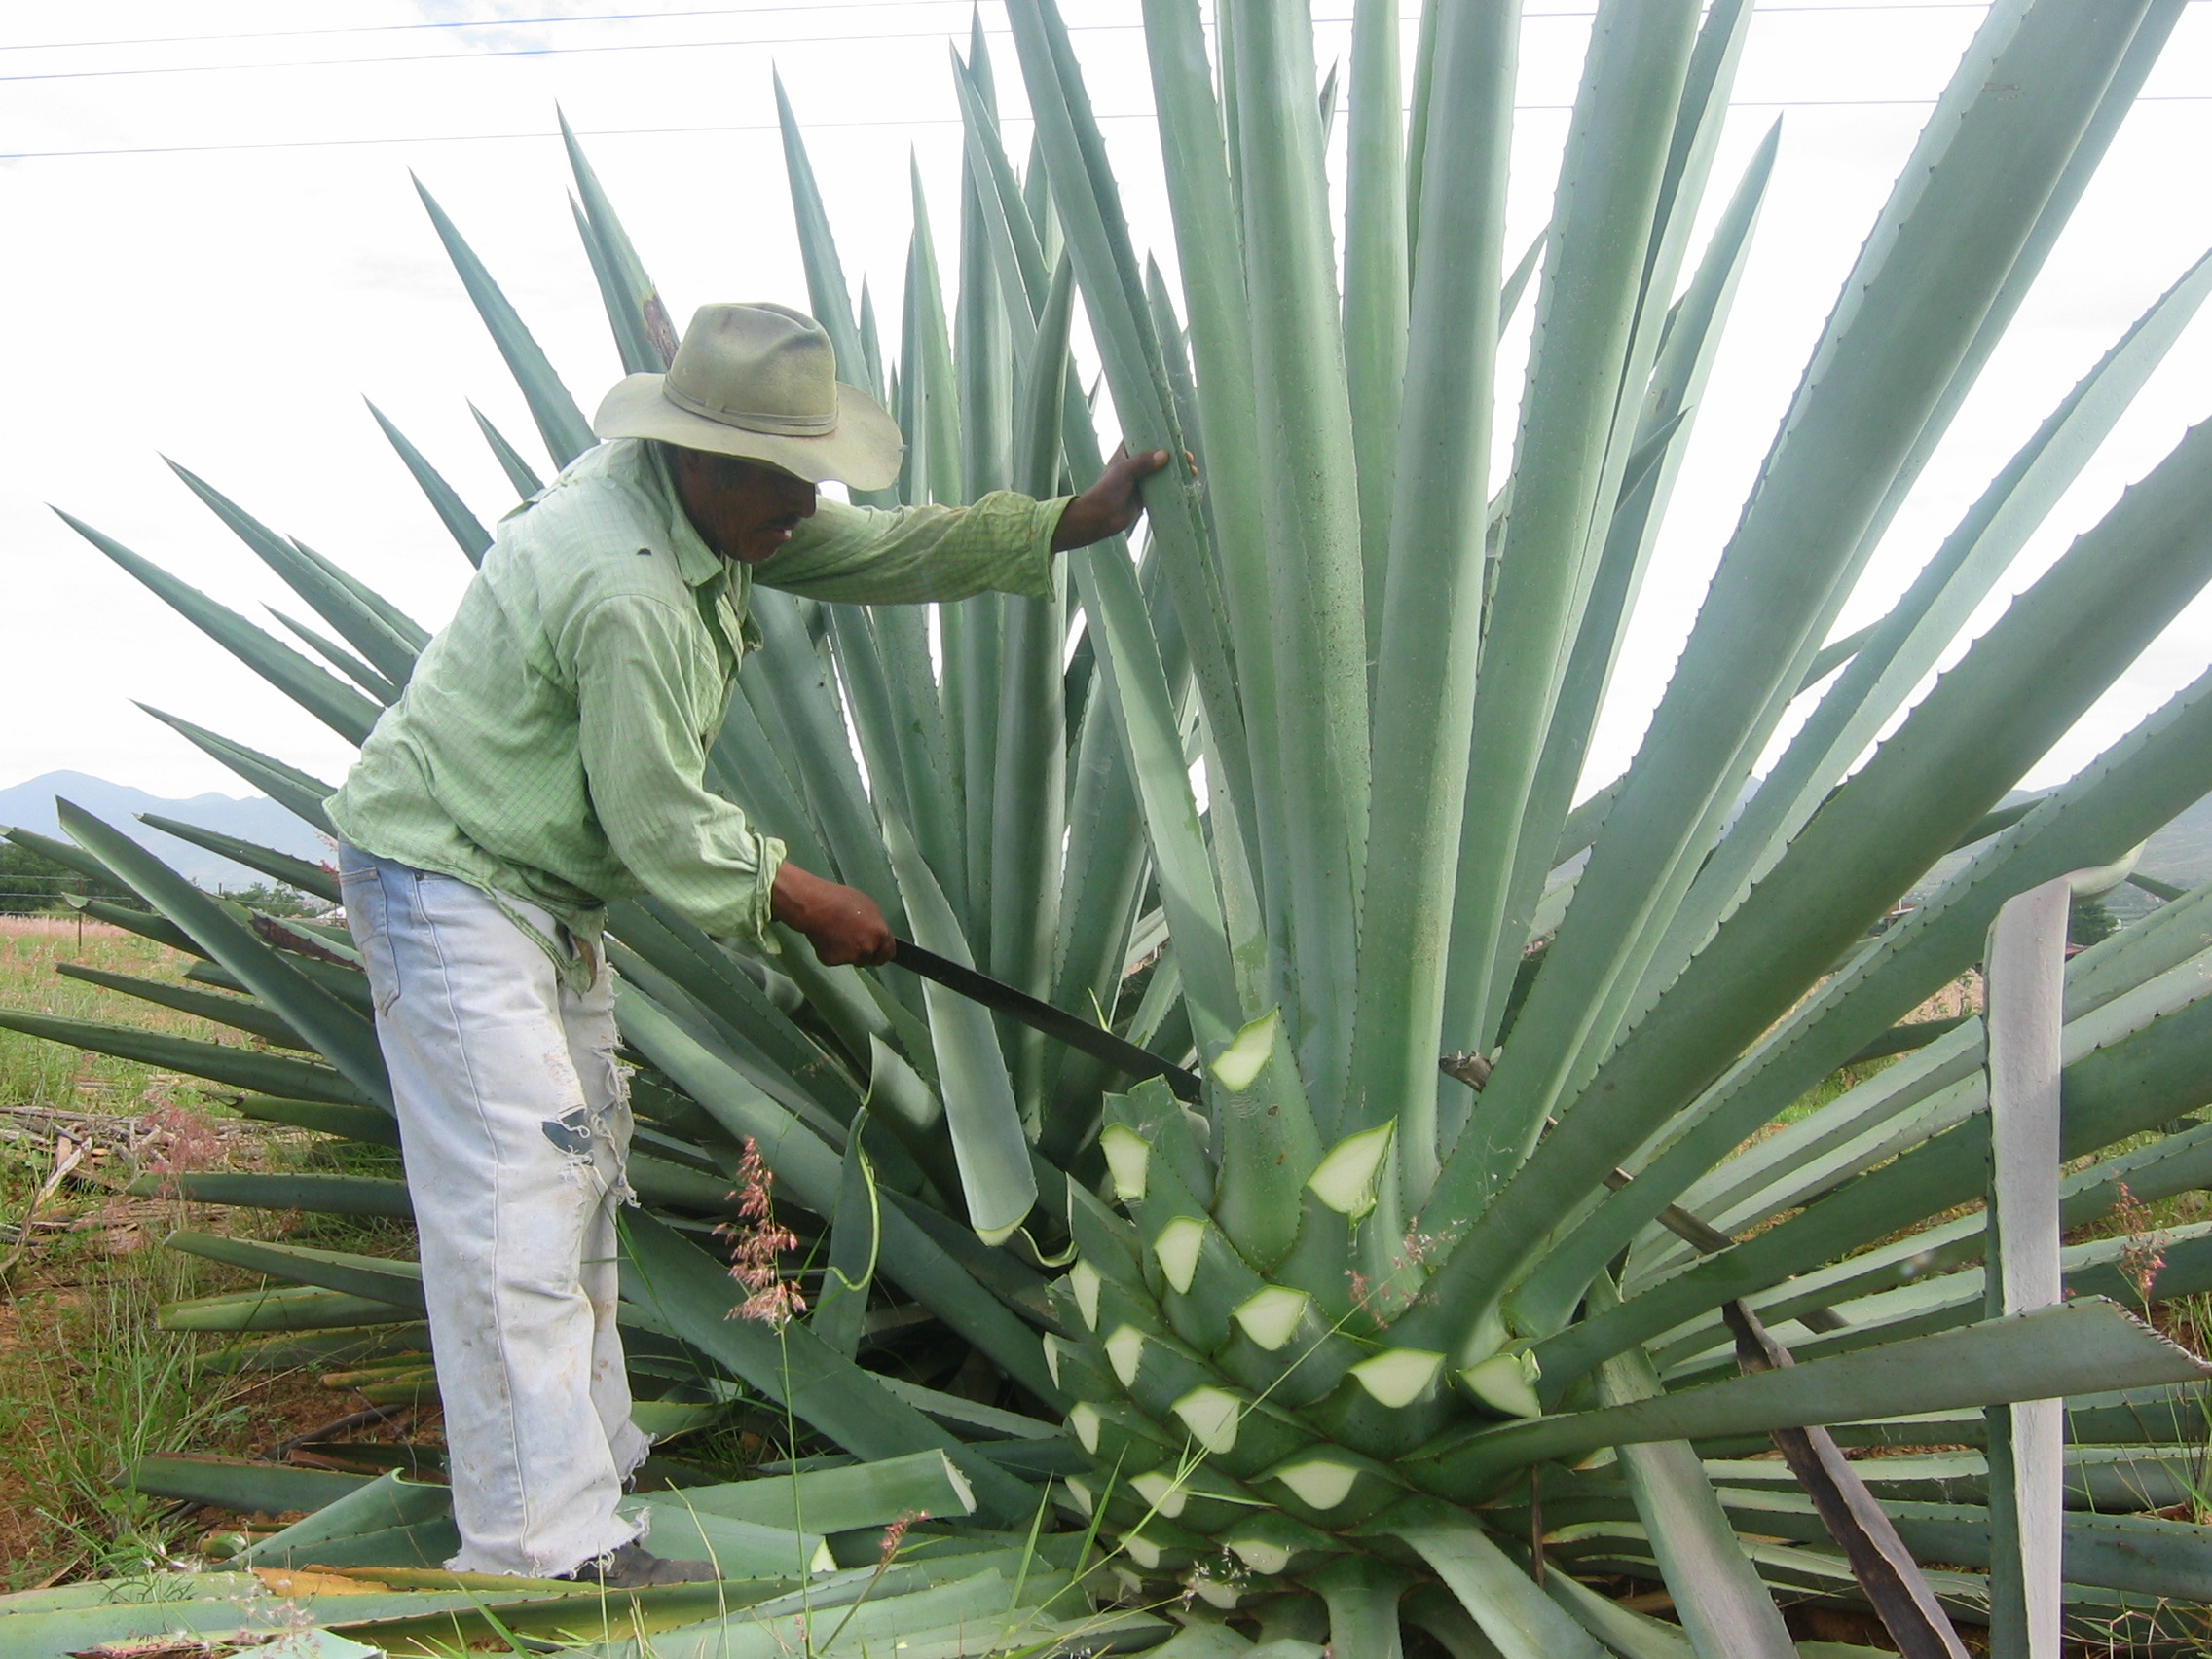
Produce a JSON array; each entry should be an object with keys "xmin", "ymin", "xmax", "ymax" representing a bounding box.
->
[
  {"xmin": 0, "ymin": 771, "xmax": 328, "ymax": 892},
  {"xmin": 2137, "ymin": 789, "xmax": 2212, "ymax": 890},
  {"xmin": 1903, "ymin": 787, "xmax": 2212, "ymax": 923}
]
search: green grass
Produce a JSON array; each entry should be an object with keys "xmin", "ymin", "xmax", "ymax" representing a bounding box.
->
[
  {"xmin": 0, "ymin": 917, "xmax": 404, "ymax": 1589},
  {"xmin": 0, "ymin": 913, "xmax": 234, "ymax": 1114}
]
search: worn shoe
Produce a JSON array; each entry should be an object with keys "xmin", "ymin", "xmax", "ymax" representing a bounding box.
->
[{"xmin": 559, "ymin": 1541, "xmax": 719, "ymax": 1587}]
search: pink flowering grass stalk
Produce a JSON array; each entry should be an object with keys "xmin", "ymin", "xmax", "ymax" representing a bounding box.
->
[{"xmin": 719, "ymin": 1137, "xmax": 806, "ymax": 1327}]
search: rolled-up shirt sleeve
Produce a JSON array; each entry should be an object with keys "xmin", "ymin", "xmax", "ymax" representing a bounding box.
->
[
  {"xmin": 753, "ymin": 490, "xmax": 1070, "ymax": 604},
  {"xmin": 571, "ymin": 593, "xmax": 785, "ymax": 942}
]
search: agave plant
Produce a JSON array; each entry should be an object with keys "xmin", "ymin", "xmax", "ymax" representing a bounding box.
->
[{"xmin": 12, "ymin": 0, "xmax": 2212, "ymax": 1654}]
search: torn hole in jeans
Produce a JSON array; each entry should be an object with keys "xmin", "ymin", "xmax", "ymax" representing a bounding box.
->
[
  {"xmin": 592, "ymin": 1044, "xmax": 640, "ymax": 1208},
  {"xmin": 542, "ymin": 1099, "xmax": 637, "ymax": 1206},
  {"xmin": 542, "ymin": 1106, "xmax": 595, "ymax": 1158}
]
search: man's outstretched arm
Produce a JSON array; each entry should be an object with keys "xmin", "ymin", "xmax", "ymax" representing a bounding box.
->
[
  {"xmin": 1049, "ymin": 445, "xmax": 1173, "ymax": 550},
  {"xmin": 769, "ymin": 864, "xmax": 894, "ymax": 967},
  {"xmin": 573, "ymin": 592, "xmax": 890, "ymax": 967},
  {"xmin": 753, "ymin": 445, "xmax": 1177, "ymax": 606}
]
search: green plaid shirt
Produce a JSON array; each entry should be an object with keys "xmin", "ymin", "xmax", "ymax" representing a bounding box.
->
[{"xmin": 329, "ymin": 438, "xmax": 1063, "ymax": 969}]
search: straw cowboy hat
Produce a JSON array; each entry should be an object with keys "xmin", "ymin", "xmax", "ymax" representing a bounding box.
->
[{"xmin": 592, "ymin": 302, "xmax": 903, "ymax": 491}]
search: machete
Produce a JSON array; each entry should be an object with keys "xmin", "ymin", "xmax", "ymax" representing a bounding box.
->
[{"xmin": 890, "ymin": 938, "xmax": 1203, "ymax": 1104}]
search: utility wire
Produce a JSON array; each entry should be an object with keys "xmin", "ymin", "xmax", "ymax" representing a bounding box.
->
[
  {"xmin": 1, "ymin": 3, "xmax": 990, "ymax": 55},
  {"xmin": 0, "ymin": 2, "xmax": 2024, "ymax": 83},
  {"xmin": 0, "ymin": 2, "xmax": 2004, "ymax": 57},
  {"xmin": 2, "ymin": 23, "xmax": 1122, "ymax": 84},
  {"xmin": 9, "ymin": 94, "xmax": 2209, "ymax": 164}
]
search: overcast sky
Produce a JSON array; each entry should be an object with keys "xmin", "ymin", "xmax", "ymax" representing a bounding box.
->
[{"xmin": 0, "ymin": 0, "xmax": 2207, "ymax": 811}]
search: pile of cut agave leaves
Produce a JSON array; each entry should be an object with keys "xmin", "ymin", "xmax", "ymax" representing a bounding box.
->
[{"xmin": 10, "ymin": 0, "xmax": 2212, "ymax": 1655}]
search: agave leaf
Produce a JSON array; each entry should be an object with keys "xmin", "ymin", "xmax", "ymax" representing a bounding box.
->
[
  {"xmin": 137, "ymin": 811, "xmax": 340, "ymax": 903},
  {"xmin": 140, "ymin": 1171, "xmax": 411, "ymax": 1218},
  {"xmin": 903, "ymin": 161, "xmax": 964, "ymax": 508},
  {"xmin": 1430, "ymin": 1301, "xmax": 2205, "ymax": 1500},
  {"xmin": 1476, "ymin": 0, "xmax": 2160, "ymax": 1192},
  {"xmin": 1134, "ymin": 0, "xmax": 1277, "ymax": 838},
  {"xmin": 1529, "ymin": 657, "xmax": 2212, "ymax": 1315},
  {"xmin": 1640, "ymin": 0, "xmax": 1756, "ymax": 329},
  {"xmin": 126, "ymin": 1455, "xmax": 372, "ymax": 1515},
  {"xmin": 1346, "ymin": 0, "xmax": 1516, "ymax": 1185},
  {"xmin": 987, "ymin": 256, "xmax": 1074, "ymax": 1108},
  {"xmin": 1221, "ymin": 0, "xmax": 1374, "ymax": 1113},
  {"xmin": 875, "ymin": 605, "xmax": 967, "ymax": 930},
  {"xmin": 611, "ymin": 897, "xmax": 864, "ymax": 1120},
  {"xmin": 618, "ymin": 1207, "xmax": 1040, "ymax": 1527},
  {"xmin": 237, "ymin": 1468, "xmax": 455, "ymax": 1567},
  {"xmin": 1849, "ymin": 0, "xmax": 2191, "ymax": 597},
  {"xmin": 3, "ymin": 823, "xmax": 128, "ymax": 894},
  {"xmin": 58, "ymin": 800, "xmax": 390, "ymax": 1109},
  {"xmin": 365, "ymin": 400, "xmax": 493, "ymax": 565},
  {"xmin": 268, "ymin": 608, "xmax": 398, "ymax": 703},
  {"xmin": 166, "ymin": 461, "xmax": 424, "ymax": 682},
  {"xmin": 56, "ymin": 962, "xmax": 312, "ymax": 1050},
  {"xmin": 743, "ymin": 590, "xmax": 909, "ymax": 938},
  {"xmin": 169, "ymin": 1231, "xmax": 425, "ymax": 1310},
  {"xmin": 561, "ymin": 110, "xmax": 679, "ymax": 374},
  {"xmin": 1341, "ymin": 0, "xmax": 1407, "ymax": 653},
  {"xmin": 572, "ymin": 192, "xmax": 659, "ymax": 381},
  {"xmin": 469, "ymin": 401, "xmax": 544, "ymax": 499},
  {"xmin": 1443, "ymin": 0, "xmax": 1704, "ymax": 1126},
  {"xmin": 1381, "ymin": 1496, "xmax": 1604, "ymax": 1659},
  {"xmin": 61, "ymin": 513, "xmax": 379, "ymax": 745},
  {"xmin": 945, "ymin": 68, "xmax": 1015, "ymax": 960},
  {"xmin": 1538, "ymin": 1568, "xmax": 1696, "ymax": 1659},
  {"xmin": 1067, "ymin": 541, "xmax": 1240, "ymax": 1048},
  {"xmin": 618, "ymin": 985, "xmax": 1058, "ymax": 1402},
  {"xmin": 0, "ymin": 1007, "xmax": 360, "ymax": 1103},
  {"xmin": 1642, "ymin": 908, "xmax": 2212, "ymax": 1303},
  {"xmin": 771, "ymin": 75, "xmax": 874, "ymax": 408},
  {"xmin": 1413, "ymin": 412, "xmax": 2212, "ymax": 1358},
  {"xmin": 1980, "ymin": 876, "xmax": 2069, "ymax": 1655},
  {"xmin": 1540, "ymin": 975, "xmax": 2212, "ymax": 1379},
  {"xmin": 1589, "ymin": 1286, "xmax": 1795, "ymax": 1659},
  {"xmin": 1468, "ymin": 126, "xmax": 1778, "ymax": 1068},
  {"xmin": 707, "ymin": 689, "xmax": 835, "ymax": 880},
  {"xmin": 947, "ymin": 87, "xmax": 1244, "ymax": 1049},
  {"xmin": 1714, "ymin": 1486, "xmax": 2212, "ymax": 1604},
  {"xmin": 1005, "ymin": 0, "xmax": 1259, "ymax": 937},
  {"xmin": 1635, "ymin": 245, "xmax": 2212, "ymax": 1038},
  {"xmin": 66, "ymin": 896, "xmax": 203, "ymax": 957},
  {"xmin": 226, "ymin": 1093, "xmax": 391, "ymax": 1147},
  {"xmin": 1043, "ymin": 689, "xmax": 1151, "ymax": 1158},
  {"xmin": 413, "ymin": 176, "xmax": 596, "ymax": 467},
  {"xmin": 161, "ymin": 1281, "xmax": 416, "ymax": 1333},
  {"xmin": 880, "ymin": 806, "xmax": 1038, "ymax": 1244},
  {"xmin": 951, "ymin": 54, "xmax": 1049, "ymax": 326},
  {"xmin": 809, "ymin": 1117, "xmax": 881, "ymax": 1360}
]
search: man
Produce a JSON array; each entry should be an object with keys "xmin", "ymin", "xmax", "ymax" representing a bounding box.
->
[{"xmin": 328, "ymin": 302, "xmax": 1164, "ymax": 1585}]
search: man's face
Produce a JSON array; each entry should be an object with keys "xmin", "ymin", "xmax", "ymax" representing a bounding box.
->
[{"xmin": 667, "ymin": 446, "xmax": 820, "ymax": 564}]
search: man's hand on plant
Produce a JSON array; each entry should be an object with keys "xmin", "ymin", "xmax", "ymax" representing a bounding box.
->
[
  {"xmin": 771, "ymin": 863, "xmax": 895, "ymax": 967},
  {"xmin": 1050, "ymin": 443, "xmax": 1178, "ymax": 551}
]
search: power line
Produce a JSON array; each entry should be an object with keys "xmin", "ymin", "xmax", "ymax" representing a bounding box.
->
[
  {"xmin": 0, "ymin": 2, "xmax": 2003, "ymax": 58},
  {"xmin": 0, "ymin": 2, "xmax": 2024, "ymax": 83},
  {"xmin": 0, "ymin": 22, "xmax": 1133, "ymax": 85},
  {"xmin": 1, "ymin": 3, "xmax": 993, "ymax": 55},
  {"xmin": 8, "ymin": 94, "xmax": 2208, "ymax": 164}
]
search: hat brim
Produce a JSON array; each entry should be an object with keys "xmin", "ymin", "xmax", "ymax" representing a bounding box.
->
[{"xmin": 591, "ymin": 374, "xmax": 904, "ymax": 493}]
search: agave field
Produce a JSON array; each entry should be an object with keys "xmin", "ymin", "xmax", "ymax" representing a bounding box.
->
[{"xmin": 14, "ymin": 0, "xmax": 2212, "ymax": 1653}]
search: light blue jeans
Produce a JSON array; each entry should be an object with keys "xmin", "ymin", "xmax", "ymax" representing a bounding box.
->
[{"xmin": 338, "ymin": 845, "xmax": 649, "ymax": 1577}]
